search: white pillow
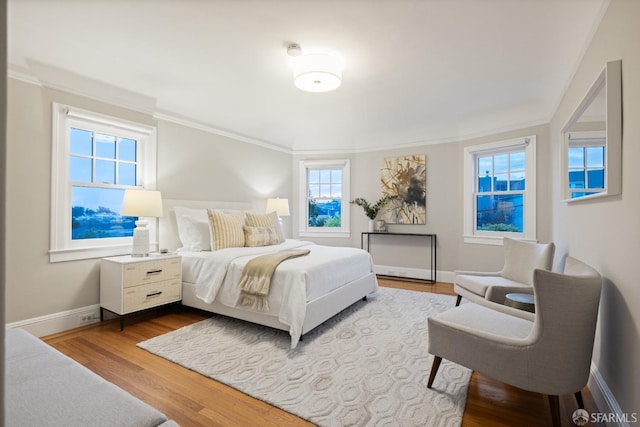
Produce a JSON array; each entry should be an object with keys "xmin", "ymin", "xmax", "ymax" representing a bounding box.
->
[
  {"xmin": 174, "ymin": 207, "xmax": 209, "ymax": 251},
  {"xmin": 180, "ymin": 215, "xmax": 211, "ymax": 251}
]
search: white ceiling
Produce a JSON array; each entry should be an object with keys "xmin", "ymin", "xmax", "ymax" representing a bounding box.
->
[{"xmin": 8, "ymin": 0, "xmax": 609, "ymax": 153}]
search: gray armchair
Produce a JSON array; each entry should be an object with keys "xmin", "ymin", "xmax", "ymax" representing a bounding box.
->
[
  {"xmin": 454, "ymin": 237, "xmax": 555, "ymax": 306},
  {"xmin": 427, "ymin": 256, "xmax": 602, "ymax": 427}
]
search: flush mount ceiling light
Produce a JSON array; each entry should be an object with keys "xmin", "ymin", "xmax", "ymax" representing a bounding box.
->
[{"xmin": 287, "ymin": 44, "xmax": 343, "ymax": 93}]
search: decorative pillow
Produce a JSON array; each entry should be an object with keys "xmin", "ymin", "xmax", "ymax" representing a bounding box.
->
[
  {"xmin": 210, "ymin": 209, "xmax": 245, "ymax": 249},
  {"xmin": 245, "ymin": 211, "xmax": 284, "ymax": 243},
  {"xmin": 208, "ymin": 209, "xmax": 245, "ymax": 250},
  {"xmin": 243, "ymin": 226, "xmax": 278, "ymax": 247},
  {"xmin": 174, "ymin": 207, "xmax": 209, "ymax": 251}
]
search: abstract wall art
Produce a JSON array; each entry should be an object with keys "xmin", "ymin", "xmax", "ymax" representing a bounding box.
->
[{"xmin": 380, "ymin": 155, "xmax": 426, "ymax": 224}]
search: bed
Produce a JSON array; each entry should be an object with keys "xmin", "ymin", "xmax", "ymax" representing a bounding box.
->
[{"xmin": 159, "ymin": 199, "xmax": 379, "ymax": 348}]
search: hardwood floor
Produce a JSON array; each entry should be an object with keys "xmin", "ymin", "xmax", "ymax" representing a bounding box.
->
[{"xmin": 42, "ymin": 278, "xmax": 602, "ymax": 426}]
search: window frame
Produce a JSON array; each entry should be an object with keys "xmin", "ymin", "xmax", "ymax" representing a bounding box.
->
[
  {"xmin": 50, "ymin": 103, "xmax": 157, "ymax": 262},
  {"xmin": 463, "ymin": 135, "xmax": 536, "ymax": 245},
  {"xmin": 298, "ymin": 159, "xmax": 351, "ymax": 238}
]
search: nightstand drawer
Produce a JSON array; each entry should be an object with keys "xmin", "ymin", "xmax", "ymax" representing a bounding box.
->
[
  {"xmin": 123, "ymin": 279, "xmax": 181, "ymax": 313},
  {"xmin": 122, "ymin": 258, "xmax": 181, "ymax": 288}
]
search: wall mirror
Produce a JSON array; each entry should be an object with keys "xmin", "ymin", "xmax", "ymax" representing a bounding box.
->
[{"xmin": 561, "ymin": 59, "xmax": 622, "ymax": 201}]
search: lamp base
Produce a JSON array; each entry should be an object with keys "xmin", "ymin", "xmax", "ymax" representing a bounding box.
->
[{"xmin": 131, "ymin": 220, "xmax": 150, "ymax": 257}]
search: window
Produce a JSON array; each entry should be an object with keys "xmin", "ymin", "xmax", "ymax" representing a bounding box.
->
[
  {"xmin": 463, "ymin": 136, "xmax": 536, "ymax": 245},
  {"xmin": 567, "ymin": 131, "xmax": 606, "ymax": 199},
  {"xmin": 51, "ymin": 103, "xmax": 157, "ymax": 262},
  {"xmin": 299, "ymin": 159, "xmax": 350, "ymax": 237}
]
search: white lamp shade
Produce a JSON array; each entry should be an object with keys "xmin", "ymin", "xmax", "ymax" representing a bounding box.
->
[
  {"xmin": 293, "ymin": 53, "xmax": 342, "ymax": 93},
  {"xmin": 121, "ymin": 189, "xmax": 163, "ymax": 217},
  {"xmin": 266, "ymin": 198, "xmax": 290, "ymax": 217}
]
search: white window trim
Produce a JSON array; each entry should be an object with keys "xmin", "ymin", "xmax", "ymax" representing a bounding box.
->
[
  {"xmin": 463, "ymin": 135, "xmax": 536, "ymax": 246},
  {"xmin": 298, "ymin": 159, "xmax": 351, "ymax": 238},
  {"xmin": 50, "ymin": 103, "xmax": 158, "ymax": 262}
]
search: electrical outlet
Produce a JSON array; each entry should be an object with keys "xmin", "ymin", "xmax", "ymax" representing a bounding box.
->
[{"xmin": 78, "ymin": 313, "xmax": 100, "ymax": 325}]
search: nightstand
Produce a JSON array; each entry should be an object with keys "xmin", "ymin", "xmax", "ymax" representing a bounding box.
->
[{"xmin": 100, "ymin": 254, "xmax": 182, "ymax": 330}]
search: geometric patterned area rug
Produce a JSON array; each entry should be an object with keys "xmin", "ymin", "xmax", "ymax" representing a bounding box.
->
[{"xmin": 137, "ymin": 287, "xmax": 472, "ymax": 427}]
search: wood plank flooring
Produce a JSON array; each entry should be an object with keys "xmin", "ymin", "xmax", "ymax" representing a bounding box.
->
[{"xmin": 42, "ymin": 278, "xmax": 602, "ymax": 426}]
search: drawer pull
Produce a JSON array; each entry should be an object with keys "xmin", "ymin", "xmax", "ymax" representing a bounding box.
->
[
  {"xmin": 146, "ymin": 291, "xmax": 163, "ymax": 298},
  {"xmin": 146, "ymin": 269, "xmax": 163, "ymax": 275}
]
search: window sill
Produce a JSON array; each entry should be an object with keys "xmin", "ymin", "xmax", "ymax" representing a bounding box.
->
[
  {"xmin": 463, "ymin": 235, "xmax": 537, "ymax": 246},
  {"xmin": 562, "ymin": 191, "xmax": 611, "ymax": 203},
  {"xmin": 463, "ymin": 235, "xmax": 505, "ymax": 246},
  {"xmin": 299, "ymin": 230, "xmax": 351, "ymax": 239},
  {"xmin": 49, "ymin": 244, "xmax": 132, "ymax": 263}
]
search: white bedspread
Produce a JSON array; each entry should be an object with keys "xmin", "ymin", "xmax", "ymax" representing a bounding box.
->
[{"xmin": 180, "ymin": 239, "xmax": 375, "ymax": 347}]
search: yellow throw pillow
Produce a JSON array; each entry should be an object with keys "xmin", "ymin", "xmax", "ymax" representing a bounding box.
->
[
  {"xmin": 245, "ymin": 211, "xmax": 284, "ymax": 243},
  {"xmin": 207, "ymin": 209, "xmax": 245, "ymax": 250}
]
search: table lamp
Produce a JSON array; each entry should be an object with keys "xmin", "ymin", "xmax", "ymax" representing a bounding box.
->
[
  {"xmin": 266, "ymin": 197, "xmax": 290, "ymax": 233},
  {"xmin": 121, "ymin": 189, "xmax": 163, "ymax": 256}
]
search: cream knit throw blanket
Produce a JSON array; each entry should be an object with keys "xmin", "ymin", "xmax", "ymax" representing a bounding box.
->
[{"xmin": 238, "ymin": 249, "xmax": 311, "ymax": 311}]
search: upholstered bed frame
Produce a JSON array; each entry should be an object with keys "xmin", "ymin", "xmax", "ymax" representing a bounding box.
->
[{"xmin": 159, "ymin": 199, "xmax": 378, "ymax": 337}]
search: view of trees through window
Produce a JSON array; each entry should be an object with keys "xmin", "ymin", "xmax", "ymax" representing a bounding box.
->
[
  {"xmin": 70, "ymin": 127, "xmax": 139, "ymax": 240},
  {"xmin": 71, "ymin": 187, "xmax": 136, "ymax": 239},
  {"xmin": 307, "ymin": 168, "xmax": 342, "ymax": 227}
]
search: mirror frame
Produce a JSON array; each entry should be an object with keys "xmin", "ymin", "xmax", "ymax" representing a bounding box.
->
[{"xmin": 561, "ymin": 59, "xmax": 622, "ymax": 202}]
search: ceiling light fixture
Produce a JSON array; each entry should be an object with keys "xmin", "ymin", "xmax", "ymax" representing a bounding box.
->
[{"xmin": 287, "ymin": 44, "xmax": 343, "ymax": 93}]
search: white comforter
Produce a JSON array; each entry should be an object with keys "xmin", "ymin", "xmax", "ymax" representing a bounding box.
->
[{"xmin": 180, "ymin": 240, "xmax": 375, "ymax": 347}]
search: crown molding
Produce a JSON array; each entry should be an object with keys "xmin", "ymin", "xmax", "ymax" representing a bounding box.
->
[
  {"xmin": 8, "ymin": 67, "xmax": 292, "ymax": 154},
  {"xmin": 8, "ymin": 67, "xmax": 156, "ymax": 116},
  {"xmin": 8, "ymin": 67, "xmax": 549, "ymax": 157},
  {"xmin": 152, "ymin": 112, "xmax": 292, "ymax": 155}
]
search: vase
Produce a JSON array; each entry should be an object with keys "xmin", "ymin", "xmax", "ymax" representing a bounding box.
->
[{"xmin": 368, "ymin": 219, "xmax": 375, "ymax": 232}]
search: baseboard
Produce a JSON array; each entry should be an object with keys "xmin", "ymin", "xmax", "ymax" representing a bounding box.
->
[
  {"xmin": 589, "ymin": 362, "xmax": 636, "ymax": 426},
  {"xmin": 374, "ymin": 264, "xmax": 454, "ymax": 283},
  {"xmin": 4, "ymin": 267, "xmax": 456, "ymax": 338},
  {"xmin": 6, "ymin": 304, "xmax": 102, "ymax": 337}
]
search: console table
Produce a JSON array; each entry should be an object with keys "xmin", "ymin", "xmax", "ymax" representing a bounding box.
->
[{"xmin": 361, "ymin": 232, "xmax": 437, "ymax": 283}]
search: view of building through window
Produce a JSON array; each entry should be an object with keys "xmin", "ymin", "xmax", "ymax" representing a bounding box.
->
[
  {"xmin": 568, "ymin": 145, "xmax": 605, "ymax": 198},
  {"xmin": 475, "ymin": 150, "xmax": 525, "ymax": 232}
]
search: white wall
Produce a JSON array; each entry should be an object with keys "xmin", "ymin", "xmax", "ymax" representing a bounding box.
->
[
  {"xmin": 5, "ymin": 80, "xmax": 155, "ymax": 325},
  {"xmin": 293, "ymin": 122, "xmax": 552, "ymax": 278},
  {"xmin": 456, "ymin": 124, "xmax": 553, "ymax": 271},
  {"xmin": 4, "ymin": 79, "xmax": 292, "ymax": 332},
  {"xmin": 549, "ymin": 0, "xmax": 639, "ymax": 416},
  {"xmin": 157, "ymin": 120, "xmax": 291, "ymax": 206}
]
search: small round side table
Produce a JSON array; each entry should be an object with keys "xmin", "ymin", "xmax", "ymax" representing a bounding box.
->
[{"xmin": 505, "ymin": 293, "xmax": 535, "ymax": 313}]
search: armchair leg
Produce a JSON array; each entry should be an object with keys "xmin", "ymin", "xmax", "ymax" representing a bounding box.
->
[
  {"xmin": 547, "ymin": 395, "xmax": 561, "ymax": 427},
  {"xmin": 427, "ymin": 356, "xmax": 442, "ymax": 389},
  {"xmin": 455, "ymin": 295, "xmax": 462, "ymax": 306},
  {"xmin": 575, "ymin": 391, "xmax": 585, "ymax": 409}
]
